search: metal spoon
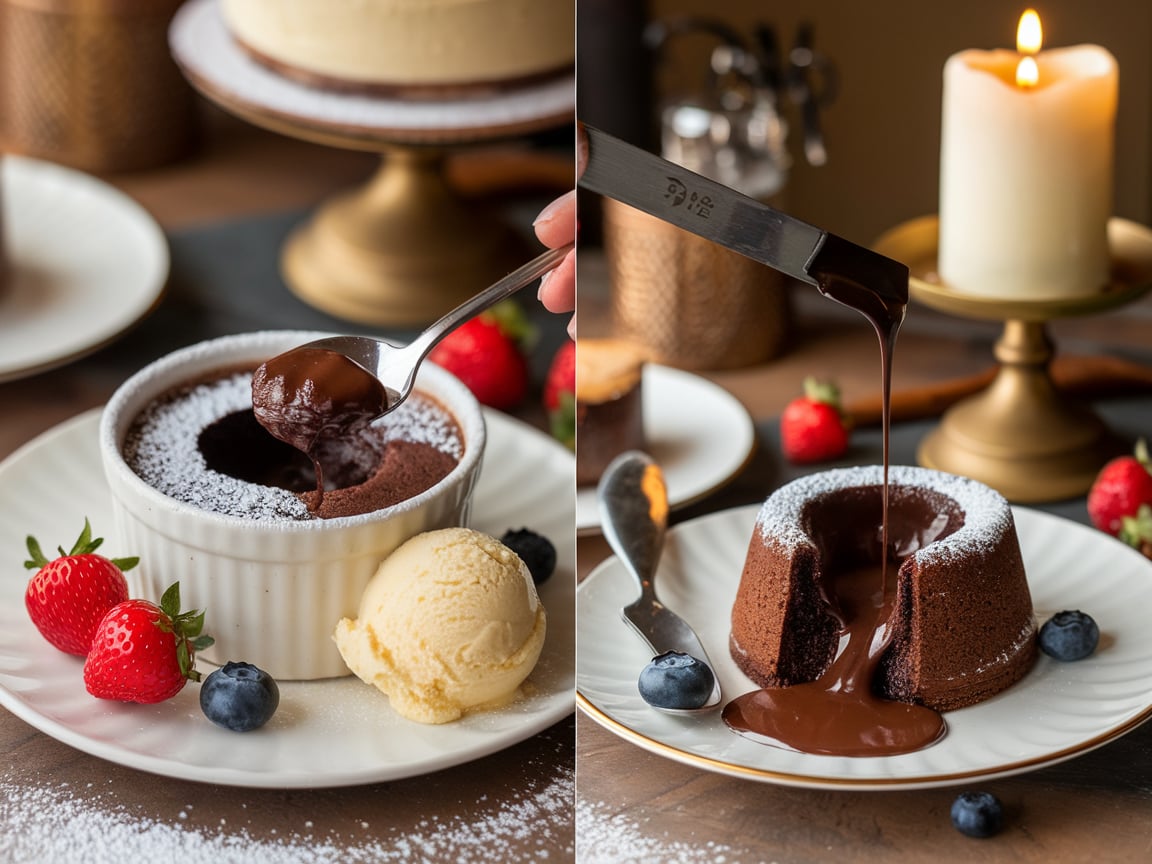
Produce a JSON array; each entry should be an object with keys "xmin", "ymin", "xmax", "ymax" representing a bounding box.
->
[
  {"xmin": 296, "ymin": 242, "xmax": 574, "ymax": 414},
  {"xmin": 598, "ymin": 450, "xmax": 722, "ymax": 714}
]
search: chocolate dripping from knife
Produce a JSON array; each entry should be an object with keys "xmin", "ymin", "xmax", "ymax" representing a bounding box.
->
[{"xmin": 577, "ymin": 124, "xmax": 909, "ymax": 317}]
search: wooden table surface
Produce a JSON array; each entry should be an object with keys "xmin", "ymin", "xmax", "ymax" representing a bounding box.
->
[
  {"xmin": 0, "ymin": 106, "xmax": 575, "ymax": 863},
  {"xmin": 575, "ymin": 250, "xmax": 1152, "ymax": 862}
]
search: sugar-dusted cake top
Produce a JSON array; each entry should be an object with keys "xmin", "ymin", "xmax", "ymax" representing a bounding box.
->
[
  {"xmin": 755, "ymin": 464, "xmax": 1015, "ymax": 565},
  {"xmin": 124, "ymin": 369, "xmax": 462, "ymax": 521}
]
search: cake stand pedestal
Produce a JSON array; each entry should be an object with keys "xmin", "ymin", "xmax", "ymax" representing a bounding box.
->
[
  {"xmin": 874, "ymin": 215, "xmax": 1152, "ymax": 503},
  {"xmin": 169, "ymin": 0, "xmax": 574, "ymax": 325}
]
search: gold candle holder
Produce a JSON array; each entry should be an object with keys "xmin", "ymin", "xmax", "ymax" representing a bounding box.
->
[{"xmin": 874, "ymin": 215, "xmax": 1152, "ymax": 503}]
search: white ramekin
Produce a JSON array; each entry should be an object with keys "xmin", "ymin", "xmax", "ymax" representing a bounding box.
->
[{"xmin": 99, "ymin": 331, "xmax": 486, "ymax": 681}]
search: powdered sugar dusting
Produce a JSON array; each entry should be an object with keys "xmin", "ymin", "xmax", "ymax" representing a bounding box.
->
[
  {"xmin": 124, "ymin": 371, "xmax": 306, "ymax": 519},
  {"xmin": 122, "ymin": 369, "xmax": 462, "ymax": 521},
  {"xmin": 577, "ymin": 798, "xmax": 742, "ymax": 863},
  {"xmin": 755, "ymin": 465, "xmax": 1015, "ymax": 565},
  {"xmin": 0, "ymin": 766, "xmax": 573, "ymax": 863}
]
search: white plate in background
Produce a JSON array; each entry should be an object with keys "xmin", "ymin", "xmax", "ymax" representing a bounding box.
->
[
  {"xmin": 0, "ymin": 157, "xmax": 168, "ymax": 382},
  {"xmin": 575, "ymin": 365, "xmax": 756, "ymax": 535}
]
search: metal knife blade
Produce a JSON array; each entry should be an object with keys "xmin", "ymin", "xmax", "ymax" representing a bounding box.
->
[{"xmin": 579, "ymin": 125, "xmax": 908, "ymax": 306}]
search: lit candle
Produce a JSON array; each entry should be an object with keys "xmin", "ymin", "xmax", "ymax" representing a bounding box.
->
[{"xmin": 938, "ymin": 10, "xmax": 1117, "ymax": 298}]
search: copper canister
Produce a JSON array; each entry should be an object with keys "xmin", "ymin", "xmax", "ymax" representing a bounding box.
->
[
  {"xmin": 0, "ymin": 0, "xmax": 196, "ymax": 173},
  {"xmin": 0, "ymin": 159, "xmax": 7, "ymax": 298},
  {"xmin": 603, "ymin": 197, "xmax": 791, "ymax": 370}
]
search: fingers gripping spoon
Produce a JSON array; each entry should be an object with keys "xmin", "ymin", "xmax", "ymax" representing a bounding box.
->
[
  {"xmin": 297, "ymin": 242, "xmax": 574, "ymax": 414},
  {"xmin": 598, "ymin": 451, "xmax": 722, "ymax": 714},
  {"xmin": 250, "ymin": 243, "xmax": 573, "ymax": 466}
]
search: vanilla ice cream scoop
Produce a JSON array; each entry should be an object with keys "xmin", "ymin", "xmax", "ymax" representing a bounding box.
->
[{"xmin": 334, "ymin": 527, "xmax": 547, "ymax": 724}]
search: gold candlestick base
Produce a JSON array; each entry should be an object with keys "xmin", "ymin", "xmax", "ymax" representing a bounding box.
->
[
  {"xmin": 282, "ymin": 147, "xmax": 525, "ymax": 326},
  {"xmin": 875, "ymin": 216, "xmax": 1152, "ymax": 503}
]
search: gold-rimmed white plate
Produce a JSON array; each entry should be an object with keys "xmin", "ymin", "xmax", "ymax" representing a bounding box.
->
[
  {"xmin": 577, "ymin": 504, "xmax": 1152, "ymax": 790},
  {"xmin": 0, "ymin": 409, "xmax": 574, "ymax": 788}
]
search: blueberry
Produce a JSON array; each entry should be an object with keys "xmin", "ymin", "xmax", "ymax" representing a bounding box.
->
[
  {"xmin": 637, "ymin": 651, "xmax": 715, "ymax": 710},
  {"xmin": 950, "ymin": 791, "xmax": 1004, "ymax": 838},
  {"xmin": 500, "ymin": 528, "xmax": 557, "ymax": 585},
  {"xmin": 1038, "ymin": 610, "xmax": 1100, "ymax": 661},
  {"xmin": 200, "ymin": 661, "xmax": 280, "ymax": 732}
]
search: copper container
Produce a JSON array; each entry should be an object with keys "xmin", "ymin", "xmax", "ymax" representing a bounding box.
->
[
  {"xmin": 0, "ymin": 0, "xmax": 196, "ymax": 173},
  {"xmin": 0, "ymin": 160, "xmax": 7, "ymax": 297},
  {"xmin": 603, "ymin": 198, "xmax": 791, "ymax": 370}
]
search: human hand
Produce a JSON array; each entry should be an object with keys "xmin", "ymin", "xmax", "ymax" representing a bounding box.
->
[
  {"xmin": 533, "ymin": 189, "xmax": 576, "ymax": 337},
  {"xmin": 533, "ymin": 130, "xmax": 584, "ymax": 338}
]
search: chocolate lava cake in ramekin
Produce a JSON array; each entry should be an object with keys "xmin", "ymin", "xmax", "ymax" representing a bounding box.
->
[{"xmin": 99, "ymin": 331, "xmax": 485, "ymax": 680}]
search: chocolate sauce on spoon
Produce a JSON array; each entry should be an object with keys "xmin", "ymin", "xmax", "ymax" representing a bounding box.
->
[
  {"xmin": 721, "ymin": 253, "xmax": 941, "ymax": 757},
  {"xmin": 252, "ymin": 346, "xmax": 389, "ymax": 509}
]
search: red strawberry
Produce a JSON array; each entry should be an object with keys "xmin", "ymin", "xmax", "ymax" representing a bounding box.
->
[
  {"xmin": 24, "ymin": 519, "xmax": 137, "ymax": 656},
  {"xmin": 544, "ymin": 340, "xmax": 576, "ymax": 450},
  {"xmin": 780, "ymin": 377, "xmax": 852, "ymax": 464},
  {"xmin": 427, "ymin": 300, "xmax": 532, "ymax": 410},
  {"xmin": 84, "ymin": 582, "xmax": 214, "ymax": 704},
  {"xmin": 1087, "ymin": 439, "xmax": 1152, "ymax": 536}
]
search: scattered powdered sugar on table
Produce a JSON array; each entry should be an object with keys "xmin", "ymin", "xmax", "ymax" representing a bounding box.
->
[
  {"xmin": 576, "ymin": 798, "xmax": 745, "ymax": 864},
  {"xmin": 0, "ymin": 767, "xmax": 573, "ymax": 863}
]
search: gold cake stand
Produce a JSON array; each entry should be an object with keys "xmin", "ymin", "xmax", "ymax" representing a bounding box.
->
[
  {"xmin": 170, "ymin": 0, "xmax": 574, "ymax": 325},
  {"xmin": 874, "ymin": 215, "xmax": 1152, "ymax": 503}
]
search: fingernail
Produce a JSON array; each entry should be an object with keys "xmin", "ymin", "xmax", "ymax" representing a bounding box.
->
[
  {"xmin": 537, "ymin": 268, "xmax": 553, "ymax": 299},
  {"xmin": 533, "ymin": 190, "xmax": 575, "ymax": 227}
]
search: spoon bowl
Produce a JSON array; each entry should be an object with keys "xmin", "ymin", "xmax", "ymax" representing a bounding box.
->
[{"xmin": 598, "ymin": 450, "xmax": 722, "ymax": 715}]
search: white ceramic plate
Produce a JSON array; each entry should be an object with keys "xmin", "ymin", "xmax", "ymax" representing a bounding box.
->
[
  {"xmin": 0, "ymin": 157, "xmax": 168, "ymax": 382},
  {"xmin": 577, "ymin": 504, "xmax": 1152, "ymax": 790},
  {"xmin": 0, "ymin": 409, "xmax": 575, "ymax": 789},
  {"xmin": 575, "ymin": 365, "xmax": 756, "ymax": 535}
]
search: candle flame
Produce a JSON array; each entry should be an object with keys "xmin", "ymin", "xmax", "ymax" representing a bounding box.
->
[
  {"xmin": 1015, "ymin": 9, "xmax": 1043, "ymax": 88},
  {"xmin": 1016, "ymin": 55, "xmax": 1040, "ymax": 88},
  {"xmin": 1017, "ymin": 9, "xmax": 1043, "ymax": 54}
]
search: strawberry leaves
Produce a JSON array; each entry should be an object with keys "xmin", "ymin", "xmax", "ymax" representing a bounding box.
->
[
  {"xmin": 157, "ymin": 582, "xmax": 215, "ymax": 683},
  {"xmin": 24, "ymin": 517, "xmax": 139, "ymax": 573}
]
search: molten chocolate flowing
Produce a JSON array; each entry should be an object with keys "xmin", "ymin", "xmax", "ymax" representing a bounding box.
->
[
  {"xmin": 722, "ymin": 266, "xmax": 924, "ymax": 757},
  {"xmin": 723, "ymin": 562, "xmax": 946, "ymax": 756},
  {"xmin": 252, "ymin": 347, "xmax": 389, "ymax": 507}
]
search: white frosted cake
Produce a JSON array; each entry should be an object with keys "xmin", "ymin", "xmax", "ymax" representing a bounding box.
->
[{"xmin": 221, "ymin": 0, "xmax": 574, "ymax": 96}]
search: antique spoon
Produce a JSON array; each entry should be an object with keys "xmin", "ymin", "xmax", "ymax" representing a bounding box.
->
[
  {"xmin": 599, "ymin": 450, "xmax": 722, "ymax": 714},
  {"xmin": 282, "ymin": 242, "xmax": 573, "ymax": 415}
]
